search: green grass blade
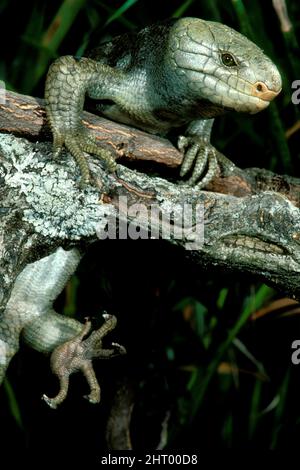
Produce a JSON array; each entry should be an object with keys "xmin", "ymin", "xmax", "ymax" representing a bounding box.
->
[
  {"xmin": 172, "ymin": 0, "xmax": 195, "ymax": 18},
  {"xmin": 3, "ymin": 379, "xmax": 23, "ymax": 429},
  {"xmin": 248, "ymin": 378, "xmax": 262, "ymax": 439},
  {"xmin": 63, "ymin": 275, "xmax": 79, "ymax": 317},
  {"xmin": 270, "ymin": 369, "xmax": 290, "ymax": 449},
  {"xmin": 104, "ymin": 0, "xmax": 139, "ymax": 26},
  {"xmin": 29, "ymin": 0, "xmax": 87, "ymax": 91}
]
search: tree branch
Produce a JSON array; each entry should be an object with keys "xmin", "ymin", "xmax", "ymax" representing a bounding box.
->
[{"xmin": 0, "ymin": 89, "xmax": 300, "ymax": 307}]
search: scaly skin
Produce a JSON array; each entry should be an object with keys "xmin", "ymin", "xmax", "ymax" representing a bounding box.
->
[
  {"xmin": 45, "ymin": 17, "xmax": 282, "ymax": 187},
  {"xmin": 0, "ymin": 248, "xmax": 126, "ymax": 407}
]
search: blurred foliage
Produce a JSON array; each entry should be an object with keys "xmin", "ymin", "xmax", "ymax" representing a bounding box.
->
[{"xmin": 0, "ymin": 0, "xmax": 300, "ymax": 457}]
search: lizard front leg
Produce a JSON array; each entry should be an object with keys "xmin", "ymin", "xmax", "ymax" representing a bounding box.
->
[
  {"xmin": 178, "ymin": 118, "xmax": 218, "ymax": 188},
  {"xmin": 45, "ymin": 56, "xmax": 123, "ymax": 186}
]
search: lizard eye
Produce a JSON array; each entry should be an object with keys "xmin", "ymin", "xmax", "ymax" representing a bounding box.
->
[{"xmin": 221, "ymin": 52, "xmax": 237, "ymax": 67}]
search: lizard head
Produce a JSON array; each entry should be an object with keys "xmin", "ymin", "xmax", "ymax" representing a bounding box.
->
[{"xmin": 168, "ymin": 18, "xmax": 282, "ymax": 114}]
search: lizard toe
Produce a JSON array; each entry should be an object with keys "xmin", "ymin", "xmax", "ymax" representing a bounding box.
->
[
  {"xmin": 194, "ymin": 151, "xmax": 218, "ymax": 189},
  {"xmin": 180, "ymin": 139, "xmax": 201, "ymax": 177}
]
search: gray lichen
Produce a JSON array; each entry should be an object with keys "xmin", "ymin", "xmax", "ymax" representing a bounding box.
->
[{"xmin": 0, "ymin": 134, "xmax": 114, "ymax": 239}]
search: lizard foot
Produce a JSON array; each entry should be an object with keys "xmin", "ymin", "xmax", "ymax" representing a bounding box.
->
[
  {"xmin": 53, "ymin": 128, "xmax": 117, "ymax": 188},
  {"xmin": 178, "ymin": 135, "xmax": 218, "ymax": 189},
  {"xmin": 42, "ymin": 314, "xmax": 126, "ymax": 408}
]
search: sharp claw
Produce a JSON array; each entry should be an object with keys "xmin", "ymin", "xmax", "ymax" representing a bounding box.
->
[
  {"xmin": 102, "ymin": 313, "xmax": 111, "ymax": 320},
  {"xmin": 53, "ymin": 146, "xmax": 62, "ymax": 159},
  {"xmin": 84, "ymin": 392, "xmax": 100, "ymax": 404},
  {"xmin": 178, "ymin": 135, "xmax": 188, "ymax": 151},
  {"xmin": 79, "ymin": 179, "xmax": 89, "ymax": 190},
  {"xmin": 111, "ymin": 342, "xmax": 127, "ymax": 355},
  {"xmin": 180, "ymin": 165, "xmax": 188, "ymax": 178},
  {"xmin": 42, "ymin": 394, "xmax": 57, "ymax": 409},
  {"xmin": 52, "ymin": 133, "xmax": 65, "ymax": 158}
]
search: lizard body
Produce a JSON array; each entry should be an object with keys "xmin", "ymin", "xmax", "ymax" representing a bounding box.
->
[
  {"xmin": 0, "ymin": 16, "xmax": 283, "ymax": 406},
  {"xmin": 45, "ymin": 17, "xmax": 282, "ymax": 187}
]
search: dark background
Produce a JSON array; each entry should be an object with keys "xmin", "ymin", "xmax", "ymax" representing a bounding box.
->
[{"xmin": 0, "ymin": 0, "xmax": 300, "ymax": 458}]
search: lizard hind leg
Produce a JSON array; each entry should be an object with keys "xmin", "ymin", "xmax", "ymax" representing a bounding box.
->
[
  {"xmin": 42, "ymin": 320, "xmax": 91, "ymax": 408},
  {"xmin": 42, "ymin": 316, "xmax": 126, "ymax": 408}
]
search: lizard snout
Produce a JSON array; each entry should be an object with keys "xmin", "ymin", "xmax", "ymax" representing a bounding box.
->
[{"xmin": 251, "ymin": 81, "xmax": 282, "ymax": 102}]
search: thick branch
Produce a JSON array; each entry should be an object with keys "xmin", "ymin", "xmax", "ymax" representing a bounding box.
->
[
  {"xmin": 0, "ymin": 90, "xmax": 181, "ymax": 168},
  {"xmin": 1, "ymin": 90, "xmax": 299, "ymax": 201},
  {"xmin": 0, "ymin": 90, "xmax": 300, "ymax": 306}
]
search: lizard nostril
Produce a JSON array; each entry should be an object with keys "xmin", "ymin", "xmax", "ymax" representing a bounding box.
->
[{"xmin": 256, "ymin": 83, "xmax": 264, "ymax": 93}]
